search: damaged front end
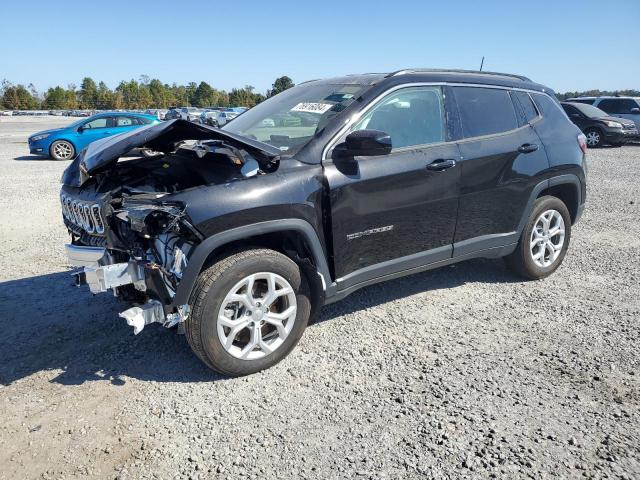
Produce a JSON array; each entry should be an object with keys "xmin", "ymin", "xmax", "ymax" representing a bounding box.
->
[
  {"xmin": 64, "ymin": 195, "xmax": 197, "ymax": 334},
  {"xmin": 60, "ymin": 119, "xmax": 281, "ymax": 334}
]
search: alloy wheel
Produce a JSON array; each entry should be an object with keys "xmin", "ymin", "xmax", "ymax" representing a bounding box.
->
[
  {"xmin": 217, "ymin": 272, "xmax": 297, "ymax": 360},
  {"xmin": 53, "ymin": 142, "xmax": 74, "ymax": 159},
  {"xmin": 585, "ymin": 131, "xmax": 600, "ymax": 147},
  {"xmin": 530, "ymin": 209, "xmax": 565, "ymax": 268}
]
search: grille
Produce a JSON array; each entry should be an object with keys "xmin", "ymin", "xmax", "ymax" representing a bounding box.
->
[
  {"xmin": 60, "ymin": 193, "xmax": 105, "ymax": 235},
  {"xmin": 623, "ymin": 123, "xmax": 637, "ymax": 131}
]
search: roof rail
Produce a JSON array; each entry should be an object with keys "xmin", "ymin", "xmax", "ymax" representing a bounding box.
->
[
  {"xmin": 298, "ymin": 78, "xmax": 321, "ymax": 85},
  {"xmin": 386, "ymin": 68, "xmax": 531, "ymax": 82}
]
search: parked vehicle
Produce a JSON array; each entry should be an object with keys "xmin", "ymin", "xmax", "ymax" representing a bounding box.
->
[
  {"xmin": 29, "ymin": 112, "xmax": 160, "ymax": 160},
  {"xmin": 225, "ymin": 107, "xmax": 248, "ymax": 115},
  {"xmin": 60, "ymin": 69, "xmax": 586, "ymax": 376},
  {"xmin": 561, "ymin": 102, "xmax": 638, "ymax": 147},
  {"xmin": 201, "ymin": 109, "xmax": 236, "ymax": 127},
  {"xmin": 165, "ymin": 107, "xmax": 203, "ymax": 122},
  {"xmin": 565, "ymin": 96, "xmax": 640, "ymax": 132},
  {"xmin": 145, "ymin": 109, "xmax": 167, "ymax": 120}
]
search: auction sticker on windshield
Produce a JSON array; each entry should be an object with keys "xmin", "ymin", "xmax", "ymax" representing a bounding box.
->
[{"xmin": 291, "ymin": 102, "xmax": 333, "ymax": 114}]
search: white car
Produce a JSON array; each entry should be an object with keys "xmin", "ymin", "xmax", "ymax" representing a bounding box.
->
[
  {"xmin": 166, "ymin": 107, "xmax": 204, "ymax": 122},
  {"xmin": 201, "ymin": 110, "xmax": 236, "ymax": 127}
]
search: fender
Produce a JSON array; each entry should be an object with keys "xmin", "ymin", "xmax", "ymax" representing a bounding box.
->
[
  {"xmin": 517, "ymin": 173, "xmax": 583, "ymax": 235},
  {"xmin": 171, "ymin": 219, "xmax": 332, "ymax": 309}
]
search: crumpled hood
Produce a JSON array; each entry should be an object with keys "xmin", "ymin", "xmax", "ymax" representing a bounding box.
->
[{"xmin": 61, "ymin": 119, "xmax": 282, "ymax": 187}]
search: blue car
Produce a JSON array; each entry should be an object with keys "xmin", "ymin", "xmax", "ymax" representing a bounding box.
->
[{"xmin": 28, "ymin": 112, "xmax": 160, "ymax": 160}]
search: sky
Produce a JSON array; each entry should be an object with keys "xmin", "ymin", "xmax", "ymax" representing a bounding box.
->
[{"xmin": 1, "ymin": 0, "xmax": 638, "ymax": 95}]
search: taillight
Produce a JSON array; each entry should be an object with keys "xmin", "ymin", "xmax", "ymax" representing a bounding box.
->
[{"xmin": 578, "ymin": 133, "xmax": 587, "ymax": 155}]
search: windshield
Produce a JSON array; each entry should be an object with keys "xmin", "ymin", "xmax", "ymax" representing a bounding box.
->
[
  {"xmin": 222, "ymin": 82, "xmax": 369, "ymax": 154},
  {"xmin": 572, "ymin": 103, "xmax": 609, "ymax": 118},
  {"xmin": 66, "ymin": 117, "xmax": 92, "ymax": 128}
]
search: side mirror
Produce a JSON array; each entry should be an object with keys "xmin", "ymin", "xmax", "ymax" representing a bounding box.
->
[
  {"xmin": 77, "ymin": 125, "xmax": 85, "ymax": 132},
  {"xmin": 630, "ymin": 108, "xmax": 640, "ymax": 114},
  {"xmin": 333, "ymin": 129, "xmax": 392, "ymax": 159}
]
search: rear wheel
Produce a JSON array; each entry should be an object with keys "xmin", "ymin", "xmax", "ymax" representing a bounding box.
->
[
  {"xmin": 50, "ymin": 140, "xmax": 75, "ymax": 160},
  {"xmin": 504, "ymin": 196, "xmax": 572, "ymax": 280},
  {"xmin": 584, "ymin": 128, "xmax": 603, "ymax": 148},
  {"xmin": 186, "ymin": 248, "xmax": 311, "ymax": 376}
]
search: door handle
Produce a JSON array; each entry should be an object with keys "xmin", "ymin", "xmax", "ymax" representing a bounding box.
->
[
  {"xmin": 426, "ymin": 159, "xmax": 456, "ymax": 171},
  {"xmin": 518, "ymin": 143, "xmax": 539, "ymax": 153},
  {"xmin": 103, "ymin": 131, "xmax": 112, "ymax": 134}
]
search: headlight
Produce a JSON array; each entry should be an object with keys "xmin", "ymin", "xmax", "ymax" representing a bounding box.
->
[
  {"xmin": 604, "ymin": 121, "xmax": 623, "ymax": 129},
  {"xmin": 31, "ymin": 134, "xmax": 50, "ymax": 141}
]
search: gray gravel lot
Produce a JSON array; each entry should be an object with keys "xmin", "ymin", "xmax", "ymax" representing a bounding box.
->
[{"xmin": 0, "ymin": 116, "xmax": 638, "ymax": 479}]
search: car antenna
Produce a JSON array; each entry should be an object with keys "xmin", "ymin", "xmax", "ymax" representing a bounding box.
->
[{"xmin": 479, "ymin": 56, "xmax": 485, "ymax": 72}]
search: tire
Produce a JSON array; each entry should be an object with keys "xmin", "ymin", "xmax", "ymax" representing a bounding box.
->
[
  {"xmin": 186, "ymin": 248, "xmax": 311, "ymax": 376},
  {"xmin": 50, "ymin": 140, "xmax": 75, "ymax": 160},
  {"xmin": 584, "ymin": 128, "xmax": 603, "ymax": 148},
  {"xmin": 504, "ymin": 195, "xmax": 572, "ymax": 280}
]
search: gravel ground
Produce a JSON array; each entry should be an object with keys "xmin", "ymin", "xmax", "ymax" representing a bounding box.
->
[{"xmin": 0, "ymin": 116, "xmax": 638, "ymax": 479}]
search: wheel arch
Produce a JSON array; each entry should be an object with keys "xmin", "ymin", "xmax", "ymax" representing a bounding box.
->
[
  {"xmin": 518, "ymin": 174, "xmax": 583, "ymax": 234},
  {"xmin": 172, "ymin": 219, "xmax": 331, "ymax": 311},
  {"xmin": 537, "ymin": 179, "xmax": 581, "ymax": 224}
]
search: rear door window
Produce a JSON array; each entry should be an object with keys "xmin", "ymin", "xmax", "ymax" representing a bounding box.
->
[
  {"xmin": 116, "ymin": 116, "xmax": 134, "ymax": 127},
  {"xmin": 453, "ymin": 87, "xmax": 519, "ymax": 138}
]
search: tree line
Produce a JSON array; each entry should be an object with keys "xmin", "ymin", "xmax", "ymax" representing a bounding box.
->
[
  {"xmin": 2, "ymin": 76, "xmax": 637, "ymax": 111},
  {"xmin": 555, "ymin": 89, "xmax": 640, "ymax": 100},
  {"xmin": 0, "ymin": 75, "xmax": 295, "ymax": 110}
]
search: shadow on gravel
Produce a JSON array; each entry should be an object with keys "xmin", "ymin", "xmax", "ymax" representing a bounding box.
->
[
  {"xmin": 0, "ymin": 259, "xmax": 519, "ymax": 386},
  {"xmin": 0, "ymin": 271, "xmax": 218, "ymax": 386},
  {"xmin": 13, "ymin": 155, "xmax": 52, "ymax": 161}
]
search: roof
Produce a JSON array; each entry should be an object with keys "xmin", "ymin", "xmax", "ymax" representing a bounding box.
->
[
  {"xmin": 302, "ymin": 68, "xmax": 545, "ymax": 92},
  {"xmin": 386, "ymin": 68, "xmax": 531, "ymax": 82},
  {"xmin": 568, "ymin": 96, "xmax": 640, "ymax": 100},
  {"xmin": 94, "ymin": 111, "xmax": 158, "ymax": 117}
]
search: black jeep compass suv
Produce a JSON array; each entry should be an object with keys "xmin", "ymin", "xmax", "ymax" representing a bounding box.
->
[{"xmin": 60, "ymin": 69, "xmax": 587, "ymax": 376}]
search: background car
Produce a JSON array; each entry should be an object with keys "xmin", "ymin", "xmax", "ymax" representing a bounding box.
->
[
  {"xmin": 565, "ymin": 96, "xmax": 640, "ymax": 132},
  {"xmin": 28, "ymin": 112, "xmax": 159, "ymax": 160},
  {"xmin": 201, "ymin": 109, "xmax": 236, "ymax": 127},
  {"xmin": 165, "ymin": 107, "xmax": 203, "ymax": 122},
  {"xmin": 561, "ymin": 102, "xmax": 638, "ymax": 148}
]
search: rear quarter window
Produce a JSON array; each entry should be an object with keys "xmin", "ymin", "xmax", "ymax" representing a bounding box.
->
[
  {"xmin": 453, "ymin": 87, "xmax": 519, "ymax": 138},
  {"xmin": 532, "ymin": 93, "xmax": 570, "ymax": 124}
]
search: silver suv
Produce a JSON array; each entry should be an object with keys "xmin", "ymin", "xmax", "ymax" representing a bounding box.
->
[{"xmin": 566, "ymin": 96, "xmax": 640, "ymax": 131}]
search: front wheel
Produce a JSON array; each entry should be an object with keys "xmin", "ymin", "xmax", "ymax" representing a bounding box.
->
[
  {"xmin": 585, "ymin": 128, "xmax": 603, "ymax": 148},
  {"xmin": 504, "ymin": 195, "xmax": 572, "ymax": 280},
  {"xmin": 186, "ymin": 248, "xmax": 311, "ymax": 376},
  {"xmin": 50, "ymin": 140, "xmax": 75, "ymax": 160}
]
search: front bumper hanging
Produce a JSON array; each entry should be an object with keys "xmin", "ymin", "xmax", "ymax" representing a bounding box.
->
[{"xmin": 65, "ymin": 243, "xmax": 189, "ymax": 334}]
